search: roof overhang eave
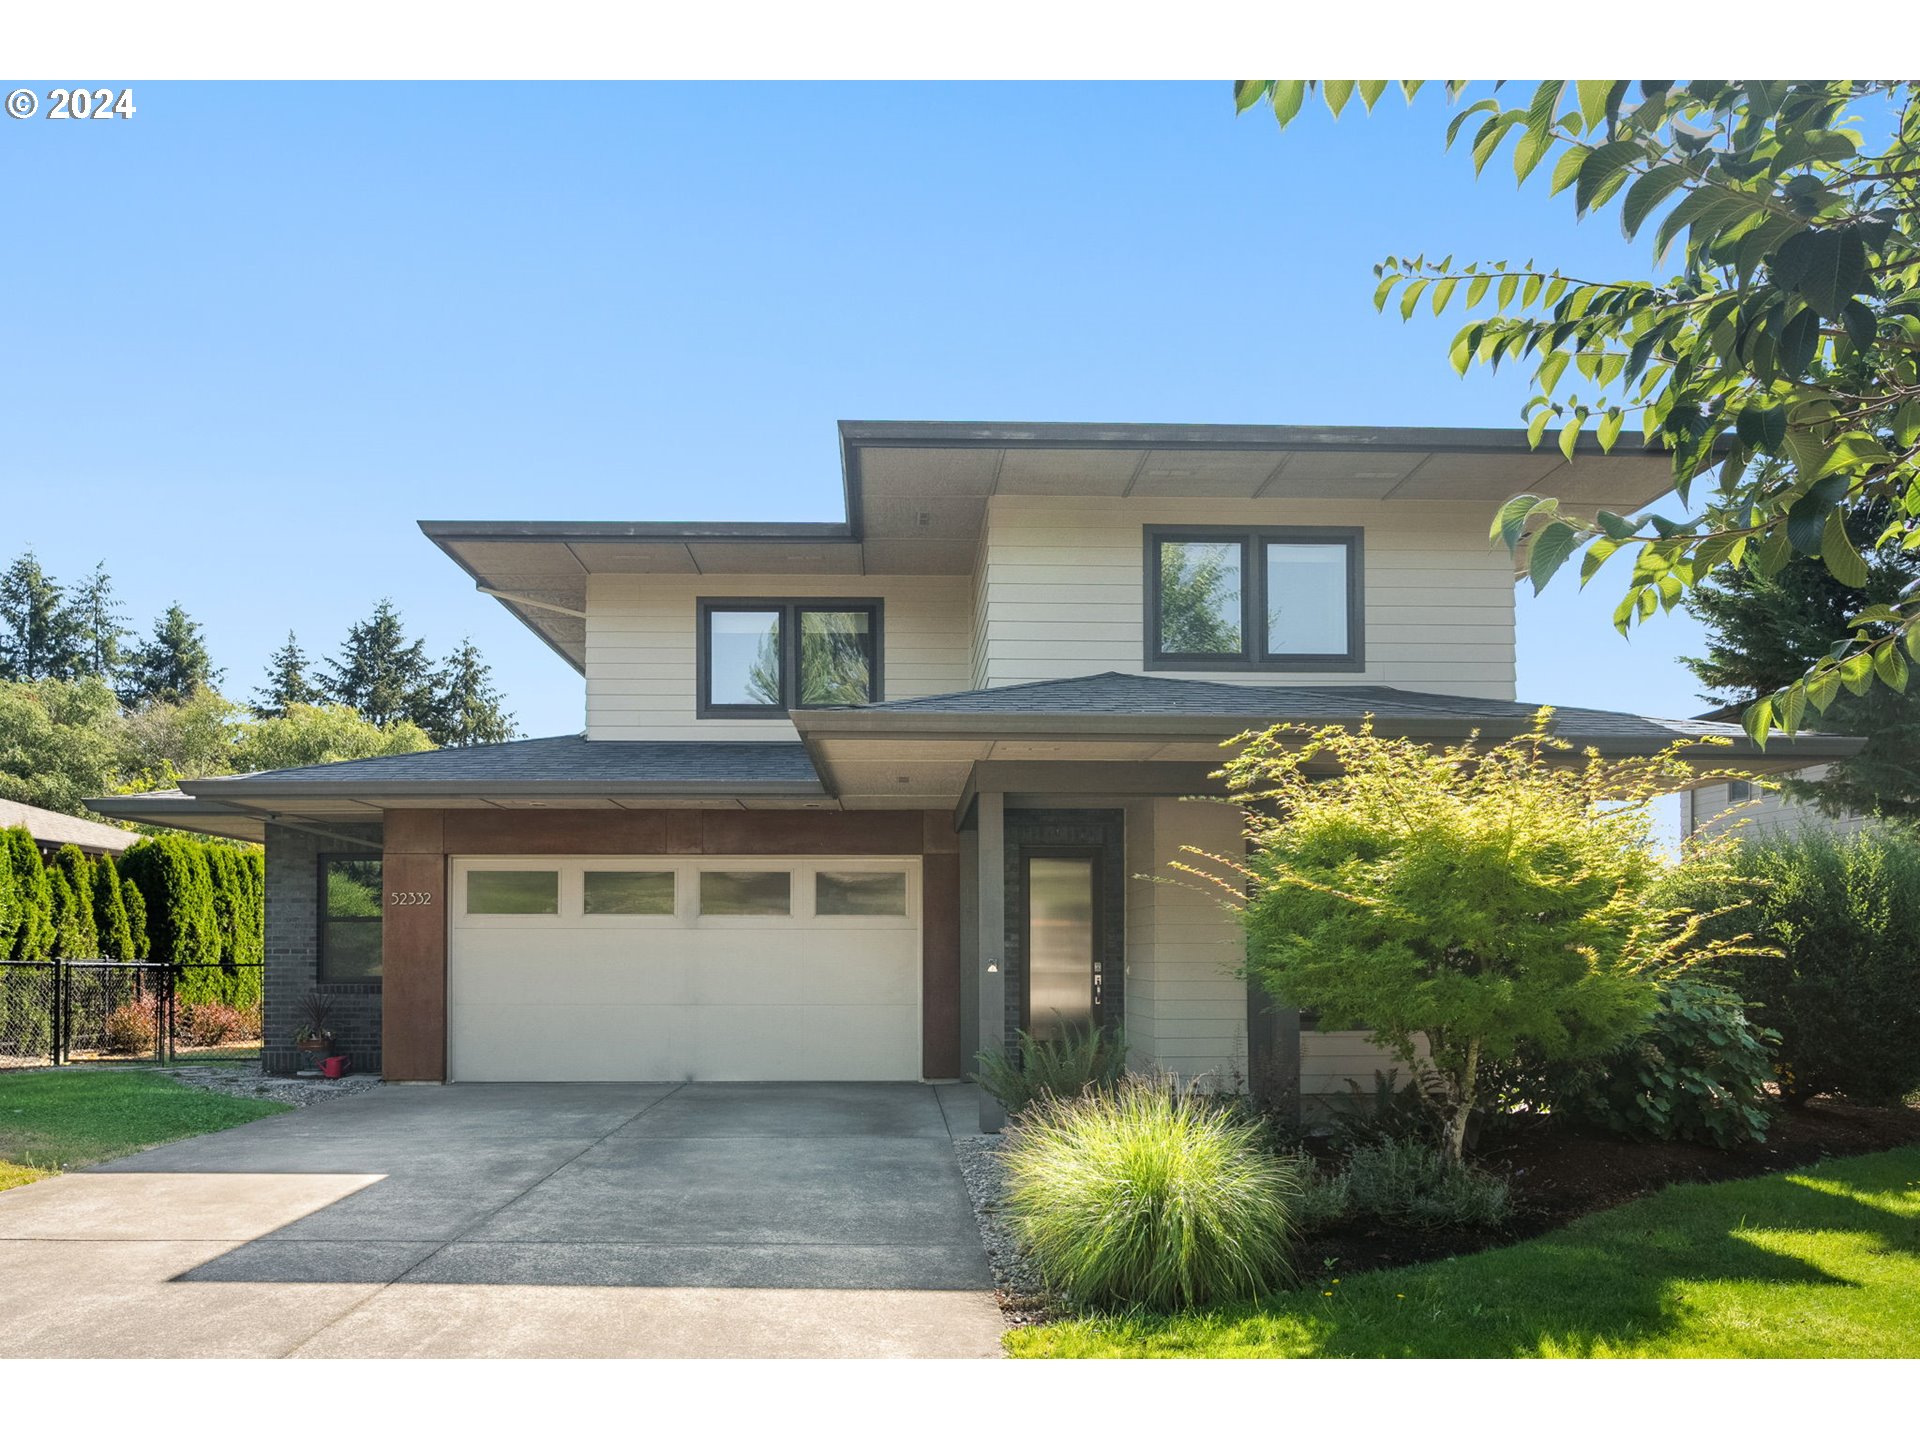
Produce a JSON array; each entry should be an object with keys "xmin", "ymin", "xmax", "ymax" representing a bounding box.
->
[
  {"xmin": 790, "ymin": 708, "xmax": 1866, "ymax": 764},
  {"xmin": 178, "ymin": 778, "xmax": 830, "ymax": 801}
]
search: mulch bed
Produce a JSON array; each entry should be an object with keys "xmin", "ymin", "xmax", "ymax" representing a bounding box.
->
[{"xmin": 1298, "ymin": 1097, "xmax": 1920, "ymax": 1281}]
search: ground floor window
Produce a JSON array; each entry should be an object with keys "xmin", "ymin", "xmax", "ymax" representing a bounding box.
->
[{"xmin": 320, "ymin": 854, "xmax": 383, "ymax": 982}]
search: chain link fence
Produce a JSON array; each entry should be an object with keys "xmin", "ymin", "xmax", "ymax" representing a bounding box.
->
[{"xmin": 0, "ymin": 960, "xmax": 263, "ymax": 1069}]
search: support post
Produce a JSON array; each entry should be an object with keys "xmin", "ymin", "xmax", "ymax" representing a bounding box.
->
[{"xmin": 976, "ymin": 790, "xmax": 1006, "ymax": 1133}]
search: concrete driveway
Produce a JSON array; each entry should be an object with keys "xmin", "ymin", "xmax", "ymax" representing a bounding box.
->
[{"xmin": 0, "ymin": 1081, "xmax": 1003, "ymax": 1358}]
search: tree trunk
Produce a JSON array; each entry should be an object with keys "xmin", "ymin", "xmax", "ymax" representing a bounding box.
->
[{"xmin": 1442, "ymin": 1036, "xmax": 1481, "ymax": 1167}]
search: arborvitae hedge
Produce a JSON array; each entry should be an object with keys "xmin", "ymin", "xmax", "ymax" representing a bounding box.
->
[
  {"xmin": 118, "ymin": 833, "xmax": 262, "ymax": 1007},
  {"xmin": 4, "ymin": 828, "xmax": 53, "ymax": 961},
  {"xmin": 0, "ymin": 828, "xmax": 259, "ymax": 1007},
  {"xmin": 51, "ymin": 846, "xmax": 100, "ymax": 960},
  {"xmin": 91, "ymin": 854, "xmax": 136, "ymax": 961}
]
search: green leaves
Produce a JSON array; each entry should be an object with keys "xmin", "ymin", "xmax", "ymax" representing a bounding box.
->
[
  {"xmin": 1270, "ymin": 81, "xmax": 1307, "ymax": 126},
  {"xmin": 1620, "ymin": 165, "xmax": 1691, "ymax": 239},
  {"xmin": 1735, "ymin": 403, "xmax": 1787, "ymax": 453},
  {"xmin": 1527, "ymin": 519, "xmax": 1581, "ymax": 593},
  {"xmin": 1822, "ymin": 506, "xmax": 1869, "ymax": 587},
  {"xmin": 1770, "ymin": 228, "xmax": 1869, "ymax": 319},
  {"xmin": 1575, "ymin": 141, "xmax": 1642, "ymax": 215}
]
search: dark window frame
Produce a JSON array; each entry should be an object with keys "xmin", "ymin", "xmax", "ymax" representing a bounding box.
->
[
  {"xmin": 1143, "ymin": 524, "xmax": 1364, "ymax": 673},
  {"xmin": 695, "ymin": 596, "xmax": 885, "ymax": 718},
  {"xmin": 317, "ymin": 852, "xmax": 383, "ymax": 985}
]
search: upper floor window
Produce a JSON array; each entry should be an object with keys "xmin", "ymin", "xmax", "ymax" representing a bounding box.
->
[
  {"xmin": 1145, "ymin": 526, "xmax": 1363, "ymax": 671},
  {"xmin": 698, "ymin": 598, "xmax": 883, "ymax": 716}
]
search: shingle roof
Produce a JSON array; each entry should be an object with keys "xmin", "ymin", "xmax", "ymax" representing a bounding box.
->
[
  {"xmin": 830, "ymin": 672, "xmax": 1857, "ymax": 755},
  {"xmin": 188, "ymin": 735, "xmax": 822, "ymax": 795},
  {"xmin": 0, "ymin": 797, "xmax": 136, "ymax": 852}
]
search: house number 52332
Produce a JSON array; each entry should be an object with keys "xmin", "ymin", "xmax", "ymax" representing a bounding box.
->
[{"xmin": 388, "ymin": 891, "xmax": 434, "ymax": 906}]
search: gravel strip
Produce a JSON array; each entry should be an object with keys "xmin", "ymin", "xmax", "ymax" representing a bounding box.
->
[
  {"xmin": 953, "ymin": 1132, "xmax": 1060, "ymax": 1326},
  {"xmin": 162, "ymin": 1061, "xmax": 383, "ymax": 1108}
]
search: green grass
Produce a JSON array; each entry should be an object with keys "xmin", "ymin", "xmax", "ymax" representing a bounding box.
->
[
  {"xmin": 1008, "ymin": 1146, "xmax": 1920, "ymax": 1358},
  {"xmin": 0, "ymin": 1069, "xmax": 289, "ymax": 1191}
]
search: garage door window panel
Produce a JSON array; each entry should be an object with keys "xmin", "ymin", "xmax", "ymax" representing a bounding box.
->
[
  {"xmin": 583, "ymin": 870, "xmax": 677, "ymax": 916},
  {"xmin": 467, "ymin": 869, "xmax": 561, "ymax": 915},
  {"xmin": 699, "ymin": 869, "xmax": 792, "ymax": 917},
  {"xmin": 815, "ymin": 869, "xmax": 909, "ymax": 917}
]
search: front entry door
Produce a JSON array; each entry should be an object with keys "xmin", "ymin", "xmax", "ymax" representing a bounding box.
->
[{"xmin": 1023, "ymin": 851, "xmax": 1101, "ymax": 1039}]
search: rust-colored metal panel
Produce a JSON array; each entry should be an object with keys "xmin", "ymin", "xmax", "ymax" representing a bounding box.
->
[
  {"xmin": 383, "ymin": 809, "xmax": 445, "ymax": 856},
  {"xmin": 381, "ymin": 849, "xmax": 447, "ymax": 1081},
  {"xmin": 921, "ymin": 851, "xmax": 963, "ymax": 1078},
  {"xmin": 696, "ymin": 810, "xmax": 923, "ymax": 855},
  {"xmin": 440, "ymin": 808, "xmax": 669, "ymax": 854},
  {"xmin": 664, "ymin": 811, "xmax": 702, "ymax": 854},
  {"xmin": 921, "ymin": 810, "xmax": 961, "ymax": 855}
]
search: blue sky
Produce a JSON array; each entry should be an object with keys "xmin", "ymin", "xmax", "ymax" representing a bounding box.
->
[{"xmin": 1, "ymin": 81, "xmax": 1708, "ymax": 737}]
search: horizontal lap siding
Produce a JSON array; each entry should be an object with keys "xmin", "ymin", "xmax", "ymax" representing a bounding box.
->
[
  {"xmin": 1302, "ymin": 1029, "xmax": 1426, "ymax": 1098},
  {"xmin": 586, "ymin": 574, "xmax": 972, "ymax": 740},
  {"xmin": 1125, "ymin": 797, "xmax": 1250, "ymax": 1086},
  {"xmin": 977, "ymin": 496, "xmax": 1516, "ymax": 701}
]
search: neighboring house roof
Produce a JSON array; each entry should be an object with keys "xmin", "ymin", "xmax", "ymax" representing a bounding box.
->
[
  {"xmin": 0, "ymin": 797, "xmax": 136, "ymax": 853},
  {"xmin": 789, "ymin": 671, "xmax": 1863, "ymax": 765},
  {"xmin": 420, "ymin": 419, "xmax": 1683, "ymax": 672}
]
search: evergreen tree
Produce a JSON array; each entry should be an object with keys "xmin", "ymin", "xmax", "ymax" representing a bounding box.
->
[
  {"xmin": 1684, "ymin": 498, "xmax": 1920, "ymax": 822},
  {"xmin": 51, "ymin": 845, "xmax": 99, "ymax": 958},
  {"xmin": 69, "ymin": 561, "xmax": 130, "ymax": 683},
  {"xmin": 47, "ymin": 866, "xmax": 89, "ymax": 959},
  {"xmin": 0, "ymin": 550, "xmax": 85, "ymax": 682},
  {"xmin": 91, "ymin": 853, "xmax": 135, "ymax": 961},
  {"xmin": 119, "ymin": 603, "xmax": 223, "ymax": 706},
  {"xmin": 319, "ymin": 600, "xmax": 432, "ymax": 726},
  {"xmin": 427, "ymin": 638, "xmax": 518, "ymax": 746},
  {"xmin": 121, "ymin": 875, "xmax": 150, "ymax": 960},
  {"xmin": 4, "ymin": 829, "xmax": 53, "ymax": 961},
  {"xmin": 253, "ymin": 631, "xmax": 320, "ymax": 718}
]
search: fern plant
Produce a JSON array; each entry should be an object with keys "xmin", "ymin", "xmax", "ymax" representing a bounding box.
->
[{"xmin": 973, "ymin": 1026, "xmax": 1128, "ymax": 1114}]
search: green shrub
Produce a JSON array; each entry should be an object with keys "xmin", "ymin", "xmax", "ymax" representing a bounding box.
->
[
  {"xmin": 974, "ymin": 1025, "xmax": 1129, "ymax": 1114},
  {"xmin": 50, "ymin": 845, "xmax": 99, "ymax": 957},
  {"xmin": 1344, "ymin": 1137, "xmax": 1512, "ymax": 1229},
  {"xmin": 1659, "ymin": 830, "xmax": 1920, "ymax": 1106},
  {"xmin": 90, "ymin": 855, "xmax": 135, "ymax": 961},
  {"xmin": 121, "ymin": 835, "xmax": 219, "ymax": 969},
  {"xmin": 5, "ymin": 827, "xmax": 53, "ymax": 961},
  {"xmin": 1290, "ymin": 1159, "xmax": 1353, "ymax": 1230},
  {"xmin": 1564, "ymin": 978, "xmax": 1778, "ymax": 1148},
  {"xmin": 121, "ymin": 877, "xmax": 149, "ymax": 959},
  {"xmin": 1001, "ymin": 1078, "xmax": 1303, "ymax": 1310}
]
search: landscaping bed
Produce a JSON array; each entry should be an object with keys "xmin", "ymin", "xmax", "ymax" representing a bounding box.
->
[
  {"xmin": 1298, "ymin": 1096, "xmax": 1920, "ymax": 1280},
  {"xmin": 1009, "ymin": 1144, "xmax": 1920, "ymax": 1358}
]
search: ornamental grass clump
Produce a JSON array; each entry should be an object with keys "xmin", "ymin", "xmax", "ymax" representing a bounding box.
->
[{"xmin": 1001, "ymin": 1077, "xmax": 1303, "ymax": 1311}]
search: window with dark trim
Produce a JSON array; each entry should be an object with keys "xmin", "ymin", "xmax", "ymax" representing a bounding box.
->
[
  {"xmin": 1145, "ymin": 525, "xmax": 1363, "ymax": 671},
  {"xmin": 319, "ymin": 854, "xmax": 382, "ymax": 983},
  {"xmin": 697, "ymin": 598, "xmax": 883, "ymax": 717}
]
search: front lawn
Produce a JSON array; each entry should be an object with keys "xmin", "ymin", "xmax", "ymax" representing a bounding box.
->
[
  {"xmin": 1008, "ymin": 1146, "xmax": 1920, "ymax": 1358},
  {"xmin": 0, "ymin": 1069, "xmax": 289, "ymax": 1191}
]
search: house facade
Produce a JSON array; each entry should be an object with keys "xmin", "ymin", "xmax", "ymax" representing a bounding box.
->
[{"xmin": 91, "ymin": 422, "xmax": 1860, "ymax": 1127}]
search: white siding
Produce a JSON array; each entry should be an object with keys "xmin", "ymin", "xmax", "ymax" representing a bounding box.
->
[
  {"xmin": 1683, "ymin": 766, "xmax": 1876, "ymax": 842},
  {"xmin": 1301, "ymin": 1029, "xmax": 1420, "ymax": 1103},
  {"xmin": 586, "ymin": 573, "xmax": 972, "ymax": 740},
  {"xmin": 1123, "ymin": 797, "xmax": 1250, "ymax": 1086},
  {"xmin": 974, "ymin": 495, "xmax": 1516, "ymax": 699}
]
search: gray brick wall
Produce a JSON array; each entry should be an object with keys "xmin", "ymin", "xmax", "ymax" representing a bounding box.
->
[{"xmin": 263, "ymin": 821, "xmax": 384, "ymax": 1075}]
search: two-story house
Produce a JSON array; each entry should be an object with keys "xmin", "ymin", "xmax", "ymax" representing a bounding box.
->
[{"xmin": 92, "ymin": 421, "xmax": 1859, "ymax": 1128}]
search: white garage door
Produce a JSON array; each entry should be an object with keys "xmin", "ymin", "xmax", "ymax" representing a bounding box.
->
[{"xmin": 448, "ymin": 856, "xmax": 922, "ymax": 1082}]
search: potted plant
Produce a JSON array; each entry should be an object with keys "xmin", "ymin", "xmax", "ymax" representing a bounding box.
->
[{"xmin": 293, "ymin": 990, "xmax": 335, "ymax": 1076}]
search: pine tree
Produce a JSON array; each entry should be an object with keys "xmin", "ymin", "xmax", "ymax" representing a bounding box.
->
[
  {"xmin": 253, "ymin": 631, "xmax": 320, "ymax": 718},
  {"xmin": 427, "ymin": 638, "xmax": 518, "ymax": 746},
  {"xmin": 0, "ymin": 550, "xmax": 85, "ymax": 682},
  {"xmin": 1684, "ymin": 498, "xmax": 1920, "ymax": 821},
  {"xmin": 319, "ymin": 600, "xmax": 433, "ymax": 726},
  {"xmin": 69, "ymin": 561, "xmax": 130, "ymax": 683},
  {"xmin": 119, "ymin": 603, "xmax": 223, "ymax": 706},
  {"xmin": 91, "ymin": 853, "xmax": 135, "ymax": 961}
]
